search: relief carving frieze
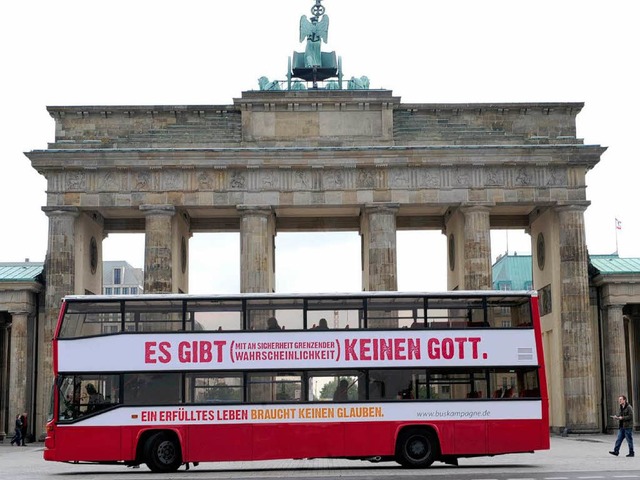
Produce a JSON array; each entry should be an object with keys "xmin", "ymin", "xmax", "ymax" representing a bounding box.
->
[
  {"xmin": 162, "ymin": 171, "xmax": 184, "ymax": 190},
  {"xmin": 515, "ymin": 167, "xmax": 533, "ymax": 186},
  {"xmin": 197, "ymin": 171, "xmax": 213, "ymax": 190},
  {"xmin": 356, "ymin": 169, "xmax": 375, "ymax": 189},
  {"xmin": 261, "ymin": 170, "xmax": 279, "ymax": 190},
  {"xmin": 453, "ymin": 167, "xmax": 471, "ymax": 186},
  {"xmin": 390, "ymin": 168, "xmax": 410, "ymax": 188},
  {"xmin": 66, "ymin": 171, "xmax": 86, "ymax": 191},
  {"xmin": 484, "ymin": 168, "xmax": 504, "ymax": 186},
  {"xmin": 418, "ymin": 169, "xmax": 440, "ymax": 188},
  {"xmin": 293, "ymin": 170, "xmax": 311, "ymax": 189},
  {"xmin": 230, "ymin": 171, "xmax": 246, "ymax": 189},
  {"xmin": 546, "ymin": 168, "xmax": 568, "ymax": 186},
  {"xmin": 325, "ymin": 169, "xmax": 346, "ymax": 189},
  {"xmin": 98, "ymin": 171, "xmax": 120, "ymax": 191},
  {"xmin": 135, "ymin": 172, "xmax": 152, "ymax": 191},
  {"xmin": 65, "ymin": 157, "xmax": 576, "ymax": 199}
]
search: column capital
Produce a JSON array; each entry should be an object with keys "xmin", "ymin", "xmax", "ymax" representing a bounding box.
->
[
  {"xmin": 42, "ymin": 206, "xmax": 80, "ymax": 217},
  {"xmin": 604, "ymin": 303, "xmax": 625, "ymax": 311},
  {"xmin": 362, "ymin": 203, "xmax": 400, "ymax": 215},
  {"xmin": 237, "ymin": 205, "xmax": 274, "ymax": 217},
  {"xmin": 460, "ymin": 203, "xmax": 493, "ymax": 214},
  {"xmin": 554, "ymin": 202, "xmax": 590, "ymax": 214},
  {"xmin": 139, "ymin": 204, "xmax": 176, "ymax": 216}
]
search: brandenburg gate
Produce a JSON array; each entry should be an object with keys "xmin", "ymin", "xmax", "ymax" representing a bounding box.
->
[{"xmin": 26, "ymin": 1, "xmax": 605, "ymax": 437}]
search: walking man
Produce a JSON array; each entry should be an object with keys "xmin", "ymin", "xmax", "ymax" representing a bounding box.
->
[
  {"xmin": 9, "ymin": 413, "xmax": 22, "ymax": 446},
  {"xmin": 610, "ymin": 395, "xmax": 635, "ymax": 457},
  {"xmin": 19, "ymin": 412, "xmax": 28, "ymax": 445}
]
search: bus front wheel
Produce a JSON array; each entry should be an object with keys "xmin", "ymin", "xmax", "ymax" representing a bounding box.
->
[
  {"xmin": 143, "ymin": 432, "xmax": 182, "ymax": 473},
  {"xmin": 396, "ymin": 428, "xmax": 438, "ymax": 468}
]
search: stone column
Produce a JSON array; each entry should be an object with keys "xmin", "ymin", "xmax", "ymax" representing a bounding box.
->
[
  {"xmin": 8, "ymin": 311, "xmax": 29, "ymax": 425},
  {"xmin": 172, "ymin": 212, "xmax": 191, "ymax": 294},
  {"xmin": 39, "ymin": 206, "xmax": 78, "ymax": 438},
  {"xmin": 360, "ymin": 203, "xmax": 399, "ymax": 292},
  {"xmin": 604, "ymin": 304, "xmax": 627, "ymax": 431},
  {"xmin": 0, "ymin": 323, "xmax": 8, "ymax": 440},
  {"xmin": 556, "ymin": 204, "xmax": 598, "ymax": 432},
  {"xmin": 141, "ymin": 205, "xmax": 175, "ymax": 293},
  {"xmin": 75, "ymin": 212, "xmax": 105, "ymax": 296},
  {"xmin": 238, "ymin": 206, "xmax": 275, "ymax": 294},
  {"xmin": 461, "ymin": 205, "xmax": 492, "ymax": 290}
]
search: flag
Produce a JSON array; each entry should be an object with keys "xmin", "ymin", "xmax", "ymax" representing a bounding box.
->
[{"xmin": 615, "ymin": 218, "xmax": 622, "ymax": 230}]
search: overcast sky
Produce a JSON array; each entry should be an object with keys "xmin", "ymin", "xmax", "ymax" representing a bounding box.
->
[{"xmin": 1, "ymin": 1, "xmax": 638, "ymax": 294}]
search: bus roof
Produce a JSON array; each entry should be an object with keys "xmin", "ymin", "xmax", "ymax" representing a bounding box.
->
[{"xmin": 61, "ymin": 290, "xmax": 537, "ymax": 303}]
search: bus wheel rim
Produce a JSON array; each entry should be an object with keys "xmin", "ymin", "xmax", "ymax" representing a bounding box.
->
[
  {"xmin": 407, "ymin": 437, "xmax": 428, "ymax": 460},
  {"xmin": 157, "ymin": 440, "xmax": 177, "ymax": 465}
]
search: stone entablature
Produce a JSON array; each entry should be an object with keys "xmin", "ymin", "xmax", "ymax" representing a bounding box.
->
[
  {"xmin": 0, "ymin": 288, "xmax": 41, "ymax": 314},
  {"xmin": 592, "ymin": 274, "xmax": 640, "ymax": 306},
  {"xmin": 28, "ymin": 142, "xmax": 603, "ymax": 234}
]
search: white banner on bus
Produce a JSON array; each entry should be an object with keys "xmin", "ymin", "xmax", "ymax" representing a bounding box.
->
[
  {"xmin": 59, "ymin": 400, "xmax": 542, "ymax": 427},
  {"xmin": 57, "ymin": 330, "xmax": 538, "ymax": 372}
]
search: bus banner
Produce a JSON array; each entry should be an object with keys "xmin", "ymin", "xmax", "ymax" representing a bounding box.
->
[
  {"xmin": 59, "ymin": 400, "xmax": 543, "ymax": 427},
  {"xmin": 57, "ymin": 329, "xmax": 538, "ymax": 372}
]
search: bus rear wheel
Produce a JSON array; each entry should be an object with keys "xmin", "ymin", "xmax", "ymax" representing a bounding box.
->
[
  {"xmin": 396, "ymin": 428, "xmax": 438, "ymax": 468},
  {"xmin": 143, "ymin": 432, "xmax": 182, "ymax": 473}
]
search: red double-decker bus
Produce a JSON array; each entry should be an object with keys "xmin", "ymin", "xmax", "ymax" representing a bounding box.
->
[{"xmin": 44, "ymin": 291, "xmax": 549, "ymax": 472}]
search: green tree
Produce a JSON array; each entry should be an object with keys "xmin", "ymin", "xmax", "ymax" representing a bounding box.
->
[
  {"xmin": 319, "ymin": 377, "xmax": 358, "ymax": 400},
  {"xmin": 319, "ymin": 379, "xmax": 338, "ymax": 400}
]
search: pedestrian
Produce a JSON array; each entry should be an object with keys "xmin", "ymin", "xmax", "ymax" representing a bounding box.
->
[
  {"xmin": 9, "ymin": 413, "xmax": 22, "ymax": 446},
  {"xmin": 19, "ymin": 412, "xmax": 28, "ymax": 445},
  {"xmin": 609, "ymin": 394, "xmax": 635, "ymax": 457}
]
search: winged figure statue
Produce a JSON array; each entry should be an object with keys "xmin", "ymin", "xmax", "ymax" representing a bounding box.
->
[{"xmin": 299, "ymin": 14, "xmax": 329, "ymax": 67}]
